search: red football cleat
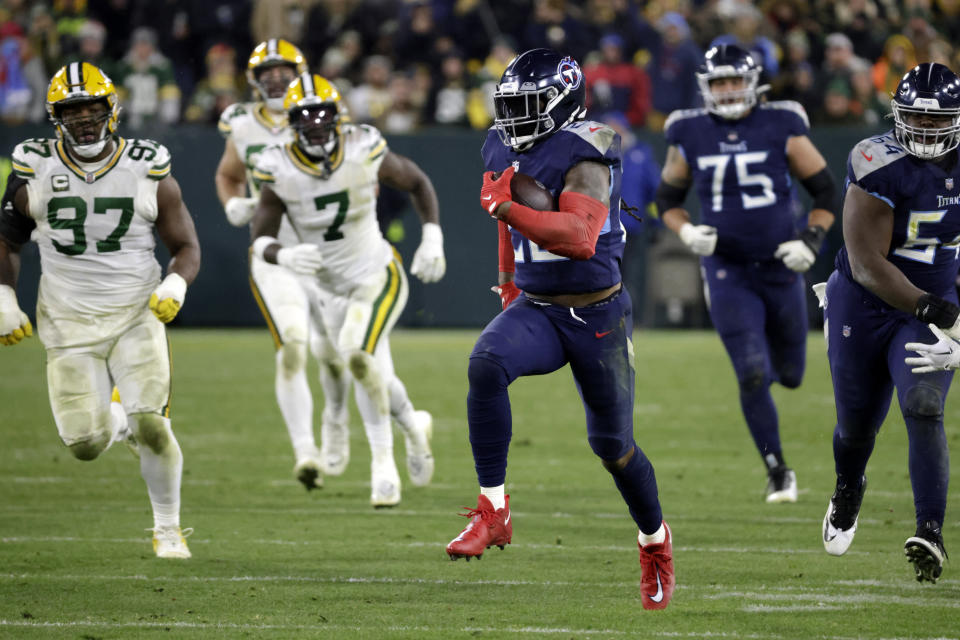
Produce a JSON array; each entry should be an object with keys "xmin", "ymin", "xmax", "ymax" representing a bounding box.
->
[
  {"xmin": 446, "ymin": 494, "xmax": 512, "ymax": 560},
  {"xmin": 638, "ymin": 521, "xmax": 675, "ymax": 610}
]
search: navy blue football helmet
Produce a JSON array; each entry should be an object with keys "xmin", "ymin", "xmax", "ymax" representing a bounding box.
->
[
  {"xmin": 696, "ymin": 44, "xmax": 761, "ymax": 119},
  {"xmin": 493, "ymin": 48, "xmax": 586, "ymax": 151},
  {"xmin": 892, "ymin": 63, "xmax": 960, "ymax": 159}
]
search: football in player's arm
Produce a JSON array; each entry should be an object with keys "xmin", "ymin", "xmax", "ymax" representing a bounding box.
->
[
  {"xmin": 445, "ymin": 48, "xmax": 675, "ymax": 611},
  {"xmin": 655, "ymin": 44, "xmax": 836, "ymax": 505},
  {"xmin": 0, "ymin": 62, "xmax": 199, "ymax": 559},
  {"xmin": 817, "ymin": 62, "xmax": 958, "ymax": 583}
]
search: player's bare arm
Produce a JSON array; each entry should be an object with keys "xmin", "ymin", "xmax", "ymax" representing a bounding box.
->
[
  {"xmin": 155, "ymin": 175, "xmax": 201, "ymax": 286},
  {"xmin": 656, "ymin": 145, "xmax": 717, "ymax": 256},
  {"xmin": 249, "ymin": 183, "xmax": 285, "ymax": 260},
  {"xmin": 844, "ymin": 183, "xmax": 924, "ymax": 312},
  {"xmin": 215, "ymin": 138, "xmax": 248, "ymax": 206},
  {"xmin": 377, "ymin": 151, "xmax": 439, "ymax": 225},
  {"xmin": 378, "ymin": 150, "xmax": 446, "ymax": 283},
  {"xmin": 0, "ymin": 181, "xmax": 30, "ymax": 287},
  {"xmin": 657, "ymin": 145, "xmax": 693, "ymax": 233},
  {"xmin": 786, "ymin": 135, "xmax": 836, "ymax": 231}
]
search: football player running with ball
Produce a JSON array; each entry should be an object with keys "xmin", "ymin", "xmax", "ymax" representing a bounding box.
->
[
  {"xmin": 445, "ymin": 48, "xmax": 675, "ymax": 610},
  {"xmin": 0, "ymin": 63, "xmax": 200, "ymax": 558},
  {"xmin": 250, "ymin": 74, "xmax": 445, "ymax": 507},
  {"xmin": 819, "ymin": 62, "xmax": 960, "ymax": 583},
  {"xmin": 657, "ymin": 44, "xmax": 837, "ymax": 504}
]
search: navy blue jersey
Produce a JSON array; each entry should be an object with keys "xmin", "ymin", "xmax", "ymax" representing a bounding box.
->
[
  {"xmin": 664, "ymin": 101, "xmax": 809, "ymax": 262},
  {"xmin": 836, "ymin": 130, "xmax": 960, "ymax": 298},
  {"xmin": 481, "ymin": 120, "xmax": 624, "ymax": 294}
]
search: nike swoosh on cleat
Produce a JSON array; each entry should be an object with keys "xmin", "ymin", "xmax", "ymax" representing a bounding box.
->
[
  {"xmin": 649, "ymin": 570, "xmax": 664, "ymax": 603},
  {"xmin": 503, "ymin": 512, "xmax": 510, "ymax": 525}
]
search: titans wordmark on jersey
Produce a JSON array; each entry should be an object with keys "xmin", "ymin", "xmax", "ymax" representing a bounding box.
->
[
  {"xmin": 665, "ymin": 101, "xmax": 809, "ymax": 262},
  {"xmin": 481, "ymin": 120, "xmax": 624, "ymax": 295},
  {"xmin": 838, "ymin": 130, "xmax": 960, "ymax": 297},
  {"xmin": 252, "ymin": 123, "xmax": 392, "ymax": 294}
]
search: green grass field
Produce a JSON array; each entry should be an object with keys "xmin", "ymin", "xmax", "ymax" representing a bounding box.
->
[{"xmin": 1, "ymin": 328, "xmax": 958, "ymax": 639}]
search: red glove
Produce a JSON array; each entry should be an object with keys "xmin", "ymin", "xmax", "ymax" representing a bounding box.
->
[
  {"xmin": 490, "ymin": 281, "xmax": 521, "ymax": 310},
  {"xmin": 480, "ymin": 165, "xmax": 515, "ymax": 217}
]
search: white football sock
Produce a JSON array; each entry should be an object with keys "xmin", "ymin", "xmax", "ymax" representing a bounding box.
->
[
  {"xmin": 481, "ymin": 485, "xmax": 505, "ymax": 510},
  {"xmin": 274, "ymin": 348, "xmax": 316, "ymax": 459},
  {"xmin": 136, "ymin": 416, "xmax": 182, "ymax": 529},
  {"xmin": 389, "ymin": 376, "xmax": 417, "ymax": 432},
  {"xmin": 639, "ymin": 523, "xmax": 665, "ymax": 546},
  {"xmin": 350, "ymin": 351, "xmax": 393, "ymax": 451}
]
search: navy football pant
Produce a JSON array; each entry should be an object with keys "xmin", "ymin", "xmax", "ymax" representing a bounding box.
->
[
  {"xmin": 825, "ymin": 271, "xmax": 951, "ymax": 527},
  {"xmin": 467, "ymin": 287, "xmax": 663, "ymax": 533},
  {"xmin": 702, "ymin": 256, "xmax": 807, "ymax": 463}
]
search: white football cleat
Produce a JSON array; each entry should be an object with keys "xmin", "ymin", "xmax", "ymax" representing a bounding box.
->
[
  {"xmin": 151, "ymin": 526, "xmax": 192, "ymax": 559},
  {"xmin": 293, "ymin": 454, "xmax": 323, "ymax": 491},
  {"xmin": 401, "ymin": 410, "xmax": 435, "ymax": 487},
  {"xmin": 822, "ymin": 477, "xmax": 866, "ymax": 556},
  {"xmin": 370, "ymin": 453, "xmax": 401, "ymax": 508},
  {"xmin": 319, "ymin": 418, "xmax": 350, "ymax": 476},
  {"xmin": 765, "ymin": 467, "xmax": 797, "ymax": 503}
]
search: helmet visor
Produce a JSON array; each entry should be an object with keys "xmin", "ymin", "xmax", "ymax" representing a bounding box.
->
[{"xmin": 290, "ymin": 104, "xmax": 339, "ymax": 157}]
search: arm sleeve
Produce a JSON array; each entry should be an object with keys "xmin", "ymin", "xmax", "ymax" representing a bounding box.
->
[
  {"xmin": 498, "ymin": 220, "xmax": 514, "ymax": 273},
  {"xmin": 503, "ymin": 191, "xmax": 609, "ymax": 260},
  {"xmin": 0, "ymin": 174, "xmax": 35, "ymax": 246}
]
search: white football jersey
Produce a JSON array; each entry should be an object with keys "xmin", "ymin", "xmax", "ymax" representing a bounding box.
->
[
  {"xmin": 252, "ymin": 123, "xmax": 392, "ymax": 294},
  {"xmin": 218, "ymin": 101, "xmax": 297, "ymax": 244},
  {"xmin": 11, "ymin": 136, "xmax": 166, "ymax": 315}
]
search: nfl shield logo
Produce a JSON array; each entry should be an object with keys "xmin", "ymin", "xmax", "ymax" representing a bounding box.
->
[
  {"xmin": 842, "ymin": 325, "xmax": 851, "ymax": 338},
  {"xmin": 727, "ymin": 132, "xmax": 738, "ymax": 141},
  {"xmin": 947, "ymin": 178, "xmax": 954, "ymax": 190}
]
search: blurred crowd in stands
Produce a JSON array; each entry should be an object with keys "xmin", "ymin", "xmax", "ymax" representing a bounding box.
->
[{"xmin": 1, "ymin": 0, "xmax": 957, "ymax": 133}]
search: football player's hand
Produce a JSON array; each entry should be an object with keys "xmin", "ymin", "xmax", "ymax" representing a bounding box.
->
[
  {"xmin": 224, "ymin": 196, "xmax": 258, "ymax": 227},
  {"xmin": 277, "ymin": 243, "xmax": 324, "ymax": 276},
  {"xmin": 775, "ymin": 239, "xmax": 816, "ymax": 272},
  {"xmin": 481, "ymin": 166, "xmax": 515, "ymax": 218},
  {"xmin": 410, "ymin": 222, "xmax": 446, "ymax": 283},
  {"xmin": 149, "ymin": 273, "xmax": 187, "ymax": 323},
  {"xmin": 678, "ymin": 223, "xmax": 717, "ymax": 256},
  {"xmin": 0, "ymin": 284, "xmax": 32, "ymax": 346},
  {"xmin": 905, "ymin": 324, "xmax": 960, "ymax": 373},
  {"xmin": 490, "ymin": 281, "xmax": 521, "ymax": 310}
]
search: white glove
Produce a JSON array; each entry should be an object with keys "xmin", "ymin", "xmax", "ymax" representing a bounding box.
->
[
  {"xmin": 410, "ymin": 222, "xmax": 446, "ymax": 283},
  {"xmin": 149, "ymin": 273, "xmax": 187, "ymax": 323},
  {"xmin": 905, "ymin": 324, "xmax": 960, "ymax": 373},
  {"xmin": 775, "ymin": 239, "xmax": 816, "ymax": 272},
  {"xmin": 277, "ymin": 243, "xmax": 324, "ymax": 275},
  {"xmin": 0, "ymin": 284, "xmax": 32, "ymax": 346},
  {"xmin": 224, "ymin": 196, "xmax": 258, "ymax": 227},
  {"xmin": 679, "ymin": 222, "xmax": 717, "ymax": 256}
]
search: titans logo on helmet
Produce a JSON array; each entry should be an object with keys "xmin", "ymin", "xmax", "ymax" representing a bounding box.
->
[{"xmin": 558, "ymin": 57, "xmax": 582, "ymax": 91}]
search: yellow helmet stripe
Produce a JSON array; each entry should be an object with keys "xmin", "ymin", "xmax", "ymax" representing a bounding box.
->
[
  {"xmin": 267, "ymin": 39, "xmax": 278, "ymax": 56},
  {"xmin": 302, "ymin": 72, "xmax": 314, "ymax": 98}
]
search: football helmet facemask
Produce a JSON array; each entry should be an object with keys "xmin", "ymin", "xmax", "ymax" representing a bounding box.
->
[
  {"xmin": 46, "ymin": 62, "xmax": 121, "ymax": 158},
  {"xmin": 248, "ymin": 38, "xmax": 308, "ymax": 112},
  {"xmin": 892, "ymin": 62, "xmax": 960, "ymax": 160},
  {"xmin": 285, "ymin": 73, "xmax": 344, "ymax": 164},
  {"xmin": 696, "ymin": 44, "xmax": 762, "ymax": 120},
  {"xmin": 493, "ymin": 48, "xmax": 586, "ymax": 152}
]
